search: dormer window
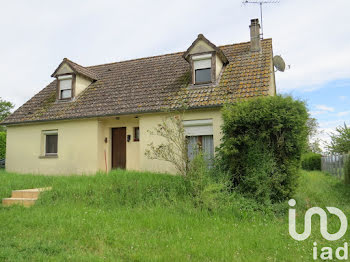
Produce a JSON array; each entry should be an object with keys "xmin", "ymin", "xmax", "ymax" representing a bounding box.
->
[
  {"xmin": 51, "ymin": 58, "xmax": 98, "ymax": 101},
  {"xmin": 193, "ymin": 54, "xmax": 212, "ymax": 84},
  {"xmin": 183, "ymin": 34, "xmax": 229, "ymax": 86},
  {"xmin": 58, "ymin": 75, "xmax": 73, "ymax": 100}
]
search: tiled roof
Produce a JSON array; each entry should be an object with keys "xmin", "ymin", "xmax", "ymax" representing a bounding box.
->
[{"xmin": 2, "ymin": 39, "xmax": 274, "ymax": 125}]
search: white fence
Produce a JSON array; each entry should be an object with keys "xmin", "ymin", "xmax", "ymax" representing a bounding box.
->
[{"xmin": 321, "ymin": 154, "xmax": 349, "ymax": 178}]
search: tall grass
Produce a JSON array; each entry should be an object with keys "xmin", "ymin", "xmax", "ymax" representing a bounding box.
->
[{"xmin": 1, "ymin": 169, "xmax": 350, "ymax": 261}]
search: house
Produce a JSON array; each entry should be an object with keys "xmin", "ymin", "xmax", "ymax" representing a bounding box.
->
[{"xmin": 1, "ymin": 19, "xmax": 276, "ymax": 175}]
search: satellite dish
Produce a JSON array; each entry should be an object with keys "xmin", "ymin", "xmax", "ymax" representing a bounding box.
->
[{"xmin": 273, "ymin": 55, "xmax": 286, "ymax": 72}]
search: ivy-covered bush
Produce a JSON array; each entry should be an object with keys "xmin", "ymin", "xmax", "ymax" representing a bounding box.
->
[
  {"xmin": 0, "ymin": 132, "xmax": 6, "ymax": 159},
  {"xmin": 301, "ymin": 152, "xmax": 321, "ymax": 171},
  {"xmin": 217, "ymin": 95, "xmax": 309, "ymax": 203}
]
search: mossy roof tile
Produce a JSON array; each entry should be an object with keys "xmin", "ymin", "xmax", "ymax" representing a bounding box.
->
[{"xmin": 3, "ymin": 39, "xmax": 273, "ymax": 125}]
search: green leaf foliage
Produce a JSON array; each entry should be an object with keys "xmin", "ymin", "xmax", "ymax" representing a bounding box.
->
[
  {"xmin": 0, "ymin": 98, "xmax": 14, "ymax": 122},
  {"xmin": 217, "ymin": 95, "xmax": 309, "ymax": 203},
  {"xmin": 0, "ymin": 132, "xmax": 6, "ymax": 159},
  {"xmin": 0, "ymin": 97, "xmax": 14, "ymax": 132},
  {"xmin": 344, "ymin": 155, "xmax": 350, "ymax": 185},
  {"xmin": 328, "ymin": 123, "xmax": 350, "ymax": 154},
  {"xmin": 301, "ymin": 152, "xmax": 321, "ymax": 171}
]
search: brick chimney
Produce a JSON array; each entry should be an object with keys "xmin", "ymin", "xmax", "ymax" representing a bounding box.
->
[{"xmin": 250, "ymin": 18, "xmax": 261, "ymax": 52}]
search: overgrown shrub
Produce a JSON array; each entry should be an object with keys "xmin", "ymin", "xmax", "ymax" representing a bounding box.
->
[
  {"xmin": 186, "ymin": 153, "xmax": 230, "ymax": 210},
  {"xmin": 344, "ymin": 155, "xmax": 350, "ymax": 185},
  {"xmin": 0, "ymin": 132, "xmax": 6, "ymax": 159},
  {"xmin": 301, "ymin": 152, "xmax": 321, "ymax": 170},
  {"xmin": 217, "ymin": 95, "xmax": 309, "ymax": 203}
]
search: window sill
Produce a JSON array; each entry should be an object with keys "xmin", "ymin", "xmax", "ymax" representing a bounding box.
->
[
  {"xmin": 57, "ymin": 99, "xmax": 73, "ymax": 103},
  {"xmin": 39, "ymin": 154, "xmax": 58, "ymax": 159},
  {"xmin": 194, "ymin": 81, "xmax": 213, "ymax": 85},
  {"xmin": 134, "ymin": 139, "xmax": 140, "ymax": 142}
]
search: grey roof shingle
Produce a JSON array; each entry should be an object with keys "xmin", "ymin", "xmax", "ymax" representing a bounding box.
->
[{"xmin": 2, "ymin": 39, "xmax": 273, "ymax": 125}]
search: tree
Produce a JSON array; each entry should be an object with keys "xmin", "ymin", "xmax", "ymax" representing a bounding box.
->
[
  {"xmin": 308, "ymin": 138, "xmax": 323, "ymax": 154},
  {"xmin": 145, "ymin": 113, "xmax": 189, "ymax": 176},
  {"xmin": 327, "ymin": 123, "xmax": 350, "ymax": 154},
  {"xmin": 306, "ymin": 117, "xmax": 323, "ymax": 154},
  {"xmin": 0, "ymin": 97, "xmax": 14, "ymax": 159},
  {"xmin": 0, "ymin": 97, "xmax": 14, "ymax": 132}
]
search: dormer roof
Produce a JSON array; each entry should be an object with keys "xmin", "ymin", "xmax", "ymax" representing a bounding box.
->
[
  {"xmin": 51, "ymin": 58, "xmax": 99, "ymax": 80},
  {"xmin": 183, "ymin": 34, "xmax": 228, "ymax": 64}
]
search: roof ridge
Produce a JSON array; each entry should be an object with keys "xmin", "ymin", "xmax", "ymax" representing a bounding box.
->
[
  {"xmin": 87, "ymin": 38, "xmax": 272, "ymax": 69},
  {"xmin": 87, "ymin": 50, "xmax": 185, "ymax": 69},
  {"xmin": 219, "ymin": 38, "xmax": 272, "ymax": 48},
  {"xmin": 65, "ymin": 58, "xmax": 97, "ymax": 73},
  {"xmin": 61, "ymin": 58, "xmax": 99, "ymax": 80}
]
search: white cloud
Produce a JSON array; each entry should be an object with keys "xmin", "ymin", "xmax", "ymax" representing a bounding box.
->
[
  {"xmin": 337, "ymin": 111, "xmax": 350, "ymax": 117},
  {"xmin": 310, "ymin": 111, "xmax": 325, "ymax": 116},
  {"xmin": 0, "ymin": 0, "xmax": 350, "ymax": 108},
  {"xmin": 339, "ymin": 96, "xmax": 348, "ymax": 101},
  {"xmin": 315, "ymin": 105, "xmax": 335, "ymax": 112},
  {"xmin": 315, "ymin": 119, "xmax": 349, "ymax": 152},
  {"xmin": 264, "ymin": 1, "xmax": 350, "ymax": 92}
]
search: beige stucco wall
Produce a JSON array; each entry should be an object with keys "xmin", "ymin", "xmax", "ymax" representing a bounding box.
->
[
  {"xmin": 75, "ymin": 75, "xmax": 93, "ymax": 97},
  {"xmin": 5, "ymin": 108, "xmax": 223, "ymax": 175},
  {"xmin": 268, "ymin": 55, "xmax": 277, "ymax": 96},
  {"xmin": 97, "ymin": 117, "xmax": 140, "ymax": 172},
  {"xmin": 215, "ymin": 55, "xmax": 224, "ymax": 79},
  {"xmin": 56, "ymin": 63, "xmax": 73, "ymax": 75},
  {"xmin": 188, "ymin": 40, "xmax": 215, "ymax": 54},
  {"xmin": 139, "ymin": 108, "xmax": 223, "ymax": 174},
  {"xmin": 6, "ymin": 119, "xmax": 99, "ymax": 175}
]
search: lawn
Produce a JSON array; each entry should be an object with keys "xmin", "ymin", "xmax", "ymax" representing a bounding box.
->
[{"xmin": 0, "ymin": 169, "xmax": 350, "ymax": 261}]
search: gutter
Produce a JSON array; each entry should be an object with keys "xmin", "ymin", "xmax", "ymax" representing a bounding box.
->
[{"xmin": 0, "ymin": 104, "xmax": 223, "ymax": 126}]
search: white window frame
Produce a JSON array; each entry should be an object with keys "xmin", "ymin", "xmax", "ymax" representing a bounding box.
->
[
  {"xmin": 43, "ymin": 130, "xmax": 58, "ymax": 156},
  {"xmin": 192, "ymin": 54, "xmax": 212, "ymax": 84},
  {"xmin": 58, "ymin": 75, "xmax": 73, "ymax": 100},
  {"xmin": 184, "ymin": 119, "xmax": 214, "ymax": 163}
]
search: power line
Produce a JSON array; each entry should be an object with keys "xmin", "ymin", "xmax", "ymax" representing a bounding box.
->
[{"xmin": 242, "ymin": 0, "xmax": 279, "ymax": 39}]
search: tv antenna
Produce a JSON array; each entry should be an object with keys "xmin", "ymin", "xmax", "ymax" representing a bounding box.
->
[{"xmin": 242, "ymin": 0, "xmax": 279, "ymax": 39}]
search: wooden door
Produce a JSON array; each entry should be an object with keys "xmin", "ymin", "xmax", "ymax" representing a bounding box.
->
[{"xmin": 112, "ymin": 127, "xmax": 126, "ymax": 169}]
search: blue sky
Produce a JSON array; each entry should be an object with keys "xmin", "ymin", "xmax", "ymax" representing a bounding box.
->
[
  {"xmin": 0, "ymin": 0, "xmax": 349, "ymax": 150},
  {"xmin": 284, "ymin": 79, "xmax": 350, "ymax": 147}
]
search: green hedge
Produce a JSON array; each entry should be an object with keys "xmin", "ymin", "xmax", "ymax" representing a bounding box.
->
[
  {"xmin": 301, "ymin": 152, "xmax": 321, "ymax": 171},
  {"xmin": 217, "ymin": 95, "xmax": 309, "ymax": 203},
  {"xmin": 0, "ymin": 132, "xmax": 6, "ymax": 159},
  {"xmin": 344, "ymin": 155, "xmax": 350, "ymax": 184}
]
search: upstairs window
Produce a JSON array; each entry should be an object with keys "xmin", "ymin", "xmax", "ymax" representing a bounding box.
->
[
  {"xmin": 193, "ymin": 54, "xmax": 212, "ymax": 84},
  {"xmin": 58, "ymin": 75, "xmax": 73, "ymax": 99}
]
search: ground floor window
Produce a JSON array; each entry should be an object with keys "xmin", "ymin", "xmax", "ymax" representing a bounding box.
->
[
  {"xmin": 134, "ymin": 127, "xmax": 140, "ymax": 141},
  {"xmin": 45, "ymin": 132, "xmax": 58, "ymax": 155},
  {"xmin": 187, "ymin": 135, "xmax": 214, "ymax": 163}
]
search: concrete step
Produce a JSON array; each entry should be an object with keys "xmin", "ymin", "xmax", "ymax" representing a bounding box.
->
[
  {"xmin": 2, "ymin": 187, "xmax": 52, "ymax": 207},
  {"xmin": 2, "ymin": 198, "xmax": 37, "ymax": 207},
  {"xmin": 11, "ymin": 187, "xmax": 52, "ymax": 199}
]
